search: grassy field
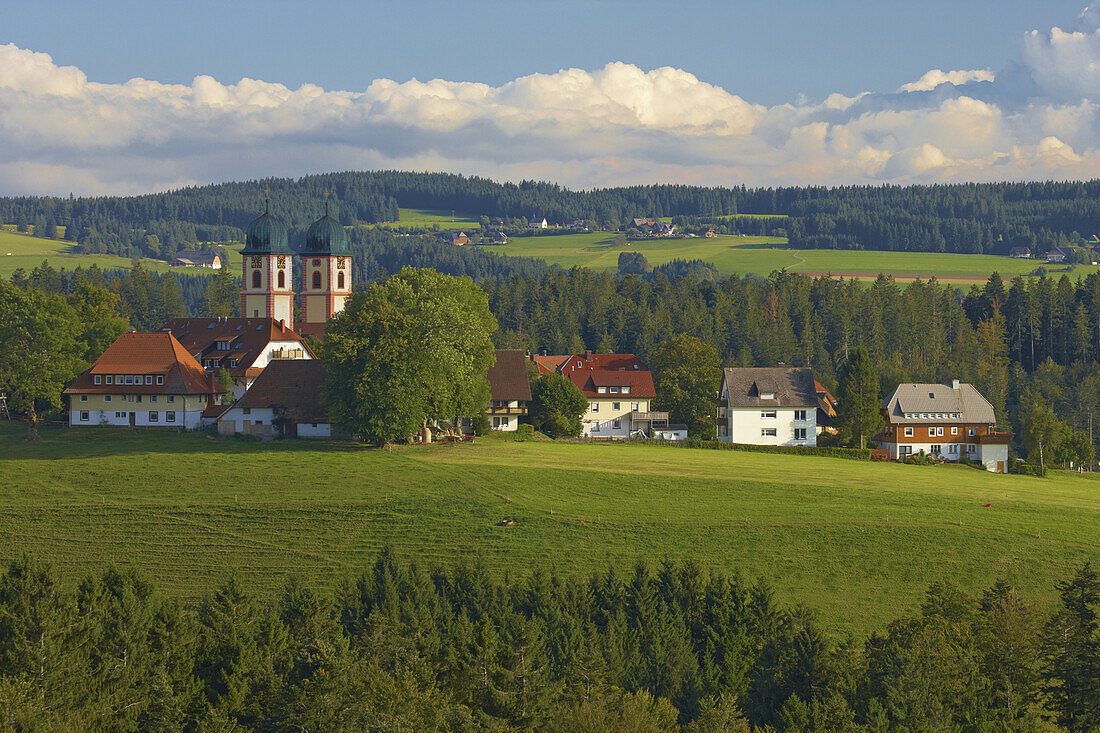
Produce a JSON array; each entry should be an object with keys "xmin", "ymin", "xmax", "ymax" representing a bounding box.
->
[
  {"xmin": 383, "ymin": 208, "xmax": 482, "ymax": 230},
  {"xmin": 0, "ymin": 229, "xmax": 176, "ymax": 278},
  {"xmin": 492, "ymin": 231, "xmax": 1096, "ymax": 284},
  {"xmin": 4, "ymin": 423, "xmax": 1098, "ymax": 636}
]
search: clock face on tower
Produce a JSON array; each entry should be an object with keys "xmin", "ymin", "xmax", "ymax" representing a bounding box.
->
[
  {"xmin": 277, "ymin": 256, "xmax": 286, "ymax": 268},
  {"xmin": 337, "ymin": 257, "xmax": 347, "ymax": 268},
  {"xmin": 250, "ymin": 256, "xmax": 261, "ymax": 268}
]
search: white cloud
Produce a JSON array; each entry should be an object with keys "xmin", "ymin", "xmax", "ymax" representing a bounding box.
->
[{"xmin": 1, "ymin": 7, "xmax": 1100, "ymax": 196}]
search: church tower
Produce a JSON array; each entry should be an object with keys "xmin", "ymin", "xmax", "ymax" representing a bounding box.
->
[
  {"xmin": 300, "ymin": 198, "xmax": 352, "ymax": 335},
  {"xmin": 240, "ymin": 200, "xmax": 294, "ymax": 327}
]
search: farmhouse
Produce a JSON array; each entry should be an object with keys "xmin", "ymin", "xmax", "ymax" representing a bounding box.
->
[
  {"xmin": 717, "ymin": 367, "xmax": 819, "ymax": 446},
  {"xmin": 1045, "ymin": 247, "xmax": 1067, "ymax": 263},
  {"xmin": 161, "ymin": 317, "xmax": 312, "ymax": 398},
  {"xmin": 876, "ymin": 380, "xmax": 1009, "ymax": 473},
  {"xmin": 451, "ymin": 231, "xmax": 469, "ymax": 246},
  {"xmin": 529, "ymin": 217, "xmax": 548, "ymax": 229},
  {"xmin": 1008, "ymin": 247, "xmax": 1032, "ymax": 259},
  {"xmin": 533, "ymin": 351, "xmax": 671, "ymax": 439},
  {"xmin": 484, "ymin": 349, "xmax": 531, "ymax": 431},
  {"xmin": 217, "ymin": 360, "xmax": 334, "ymax": 438},
  {"xmin": 64, "ymin": 331, "xmax": 226, "ymax": 429},
  {"xmin": 171, "ymin": 251, "xmax": 222, "ymax": 268}
]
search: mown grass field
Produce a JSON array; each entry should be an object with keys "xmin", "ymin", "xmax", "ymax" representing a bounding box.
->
[
  {"xmin": 3, "ymin": 423, "xmax": 1098, "ymax": 636},
  {"xmin": 0, "ymin": 229, "xmax": 173, "ymax": 278},
  {"xmin": 386, "ymin": 208, "xmax": 482, "ymax": 230},
  {"xmin": 492, "ymin": 231, "xmax": 1096, "ymax": 284}
]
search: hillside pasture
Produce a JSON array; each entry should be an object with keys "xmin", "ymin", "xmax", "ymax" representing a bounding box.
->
[
  {"xmin": 3, "ymin": 423, "xmax": 1099, "ymax": 636},
  {"xmin": 489, "ymin": 231, "xmax": 1094, "ymax": 284},
  {"xmin": 0, "ymin": 229, "xmax": 175, "ymax": 278}
]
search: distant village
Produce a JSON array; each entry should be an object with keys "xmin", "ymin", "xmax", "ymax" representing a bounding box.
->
[{"xmin": 63, "ymin": 204, "xmax": 1013, "ymax": 474}]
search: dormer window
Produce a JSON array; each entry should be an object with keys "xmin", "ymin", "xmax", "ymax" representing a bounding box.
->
[
  {"xmin": 156, "ymin": 375, "xmax": 164, "ymax": 385},
  {"xmin": 622, "ymin": 386, "xmax": 631, "ymax": 394},
  {"xmin": 105, "ymin": 376, "xmax": 113, "ymax": 385},
  {"xmin": 598, "ymin": 387, "xmax": 607, "ymax": 394},
  {"xmin": 94, "ymin": 375, "xmax": 101, "ymax": 385},
  {"xmin": 610, "ymin": 387, "xmax": 619, "ymax": 394},
  {"xmin": 760, "ymin": 392, "xmax": 776, "ymax": 400}
]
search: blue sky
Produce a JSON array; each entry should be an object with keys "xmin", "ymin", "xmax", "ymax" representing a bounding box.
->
[
  {"xmin": 4, "ymin": 0, "xmax": 1088, "ymax": 106},
  {"xmin": 0, "ymin": 2, "xmax": 1098, "ymax": 194}
]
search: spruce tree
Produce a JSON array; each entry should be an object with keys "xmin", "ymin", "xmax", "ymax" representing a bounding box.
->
[{"xmin": 836, "ymin": 347, "xmax": 881, "ymax": 449}]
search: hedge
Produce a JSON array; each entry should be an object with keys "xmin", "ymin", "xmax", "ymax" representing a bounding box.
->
[{"xmin": 641, "ymin": 438, "xmax": 872, "ymax": 461}]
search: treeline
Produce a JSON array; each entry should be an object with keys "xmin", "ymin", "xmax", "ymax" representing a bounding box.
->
[
  {"xmin": 4, "ymin": 172, "xmax": 1097, "ymax": 259},
  {"xmin": 0, "ymin": 552, "xmax": 1096, "ymax": 730}
]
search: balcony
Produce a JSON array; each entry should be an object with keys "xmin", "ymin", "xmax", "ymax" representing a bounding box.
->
[
  {"xmin": 977, "ymin": 431, "xmax": 1011, "ymax": 445},
  {"xmin": 631, "ymin": 411, "xmax": 669, "ymax": 423},
  {"xmin": 487, "ymin": 406, "xmax": 528, "ymax": 415}
]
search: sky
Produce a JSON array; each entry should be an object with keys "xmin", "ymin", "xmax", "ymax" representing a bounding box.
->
[{"xmin": 1, "ymin": 0, "xmax": 1099, "ymax": 195}]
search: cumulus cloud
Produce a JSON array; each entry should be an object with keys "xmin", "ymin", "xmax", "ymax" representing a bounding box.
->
[{"xmin": 2, "ymin": 6, "xmax": 1100, "ymax": 195}]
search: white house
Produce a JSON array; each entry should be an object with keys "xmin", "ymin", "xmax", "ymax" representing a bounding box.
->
[
  {"xmin": 217, "ymin": 360, "xmax": 333, "ymax": 438},
  {"xmin": 64, "ymin": 331, "xmax": 226, "ymax": 430},
  {"xmin": 529, "ymin": 217, "xmax": 548, "ymax": 229},
  {"xmin": 717, "ymin": 367, "xmax": 819, "ymax": 446}
]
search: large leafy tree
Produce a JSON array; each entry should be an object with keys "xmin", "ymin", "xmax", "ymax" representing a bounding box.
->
[
  {"xmin": 651, "ymin": 334, "xmax": 721, "ymax": 438},
  {"xmin": 322, "ymin": 267, "xmax": 497, "ymax": 445},
  {"xmin": 202, "ymin": 266, "xmax": 240, "ymax": 318},
  {"xmin": 836, "ymin": 347, "xmax": 881, "ymax": 449},
  {"xmin": 1023, "ymin": 403, "xmax": 1063, "ymax": 475},
  {"xmin": 0, "ymin": 281, "xmax": 85, "ymax": 440},
  {"xmin": 67, "ymin": 283, "xmax": 129, "ymax": 361},
  {"xmin": 529, "ymin": 372, "xmax": 588, "ymax": 438}
]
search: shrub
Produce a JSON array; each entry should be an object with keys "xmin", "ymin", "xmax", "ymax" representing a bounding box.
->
[
  {"xmin": 643, "ymin": 439, "xmax": 871, "ymax": 461},
  {"xmin": 472, "ymin": 412, "xmax": 491, "ymax": 436}
]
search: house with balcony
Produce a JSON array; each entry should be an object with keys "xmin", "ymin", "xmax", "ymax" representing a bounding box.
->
[
  {"xmin": 877, "ymin": 380, "xmax": 1009, "ymax": 473},
  {"xmin": 63, "ymin": 331, "xmax": 227, "ymax": 429},
  {"xmin": 717, "ymin": 367, "xmax": 819, "ymax": 446},
  {"xmin": 484, "ymin": 349, "xmax": 531, "ymax": 431},
  {"xmin": 531, "ymin": 351, "xmax": 672, "ymax": 439}
]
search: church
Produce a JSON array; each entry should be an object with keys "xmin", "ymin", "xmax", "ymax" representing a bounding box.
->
[{"xmin": 65, "ymin": 201, "xmax": 355, "ymax": 427}]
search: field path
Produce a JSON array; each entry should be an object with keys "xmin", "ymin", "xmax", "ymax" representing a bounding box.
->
[{"xmin": 783, "ymin": 249, "xmax": 806, "ymax": 272}]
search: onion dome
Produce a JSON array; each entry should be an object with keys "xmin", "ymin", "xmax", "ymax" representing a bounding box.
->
[
  {"xmin": 303, "ymin": 206, "xmax": 350, "ymax": 256},
  {"xmin": 242, "ymin": 207, "xmax": 291, "ymax": 255}
]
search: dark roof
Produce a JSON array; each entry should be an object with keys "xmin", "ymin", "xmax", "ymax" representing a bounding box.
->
[
  {"xmin": 487, "ymin": 350, "xmax": 532, "ymax": 402},
  {"xmin": 160, "ymin": 317, "xmax": 311, "ymax": 378},
  {"xmin": 721, "ymin": 367, "xmax": 817, "ymax": 408},
  {"xmin": 65, "ymin": 332, "xmax": 222, "ymax": 396},
  {"xmin": 173, "ymin": 251, "xmax": 221, "ymax": 266},
  {"xmin": 303, "ymin": 213, "xmax": 350, "ymax": 255},
  {"xmin": 881, "ymin": 382, "xmax": 996, "ymax": 424},
  {"xmin": 231, "ymin": 359, "xmax": 329, "ymax": 423},
  {"xmin": 242, "ymin": 210, "xmax": 291, "ymax": 255}
]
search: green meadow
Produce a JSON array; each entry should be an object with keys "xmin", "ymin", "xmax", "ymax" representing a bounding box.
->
[
  {"xmin": 0, "ymin": 229, "xmax": 173, "ymax": 278},
  {"xmin": 4, "ymin": 423, "xmax": 1098, "ymax": 636},
  {"xmin": 385, "ymin": 207, "xmax": 482, "ymax": 229},
  {"xmin": 493, "ymin": 231, "xmax": 1093, "ymax": 284}
]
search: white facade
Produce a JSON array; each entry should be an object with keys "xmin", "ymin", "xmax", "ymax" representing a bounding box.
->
[
  {"xmin": 70, "ymin": 398, "xmax": 205, "ymax": 430},
  {"xmin": 653, "ymin": 426, "xmax": 688, "ymax": 440},
  {"xmin": 218, "ymin": 405, "xmax": 332, "ymax": 438},
  {"xmin": 488, "ymin": 399, "xmax": 524, "ymax": 431},
  {"xmin": 717, "ymin": 406, "xmax": 817, "ymax": 447},
  {"xmin": 879, "ymin": 438, "xmax": 1008, "ymax": 473},
  {"xmin": 583, "ymin": 397, "xmax": 650, "ymax": 438}
]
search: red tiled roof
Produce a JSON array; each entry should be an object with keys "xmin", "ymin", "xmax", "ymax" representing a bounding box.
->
[
  {"xmin": 160, "ymin": 317, "xmax": 312, "ymax": 378},
  {"xmin": 541, "ymin": 352, "xmax": 657, "ymax": 399},
  {"xmin": 488, "ymin": 350, "xmax": 532, "ymax": 402},
  {"xmin": 295, "ymin": 321, "xmax": 328, "ymax": 342},
  {"xmin": 531, "ymin": 354, "xmax": 568, "ymax": 374},
  {"xmin": 65, "ymin": 331, "xmax": 222, "ymax": 396}
]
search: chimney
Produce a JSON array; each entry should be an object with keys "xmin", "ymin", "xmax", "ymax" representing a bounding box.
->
[
  {"xmin": 585, "ymin": 350, "xmax": 593, "ymax": 360},
  {"xmin": 951, "ymin": 379, "xmax": 960, "ymax": 389}
]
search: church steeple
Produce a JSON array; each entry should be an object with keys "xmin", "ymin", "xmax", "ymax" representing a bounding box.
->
[
  {"xmin": 240, "ymin": 199, "xmax": 294, "ymax": 327},
  {"xmin": 300, "ymin": 194, "xmax": 351, "ymax": 334}
]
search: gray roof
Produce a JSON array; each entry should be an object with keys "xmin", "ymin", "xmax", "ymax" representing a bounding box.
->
[
  {"xmin": 881, "ymin": 382, "xmax": 996, "ymax": 424},
  {"xmin": 721, "ymin": 367, "xmax": 817, "ymax": 408}
]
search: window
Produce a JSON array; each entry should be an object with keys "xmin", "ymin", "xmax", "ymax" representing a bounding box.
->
[
  {"xmin": 949, "ymin": 444, "xmax": 958, "ymax": 454},
  {"xmin": 312, "ymin": 271, "xmax": 322, "ymax": 289},
  {"xmin": 969, "ymin": 428, "xmax": 976, "ymax": 436},
  {"xmin": 597, "ymin": 387, "xmax": 607, "ymax": 394},
  {"xmin": 794, "ymin": 428, "xmax": 807, "ymax": 440},
  {"xmin": 79, "ymin": 394, "xmax": 88, "ymax": 402},
  {"xmin": 337, "ymin": 271, "xmax": 345, "ymax": 289},
  {"xmin": 229, "ymin": 359, "xmax": 238, "ymax": 368},
  {"xmin": 931, "ymin": 445, "xmax": 942, "ymax": 456},
  {"xmin": 904, "ymin": 427, "xmax": 914, "ymax": 437},
  {"xmin": 115, "ymin": 411, "xmax": 124, "ymax": 419},
  {"xmin": 166, "ymin": 396, "xmax": 174, "ymax": 403},
  {"xmin": 609, "ymin": 387, "xmax": 619, "ymax": 394},
  {"xmin": 145, "ymin": 375, "xmax": 153, "ymax": 385},
  {"xmin": 761, "ymin": 411, "xmax": 776, "ymax": 419},
  {"xmin": 104, "ymin": 395, "xmax": 112, "ymax": 403},
  {"xmin": 612, "ymin": 402, "xmax": 620, "ymax": 411},
  {"xmin": 760, "ymin": 392, "xmax": 775, "ymax": 400},
  {"xmin": 613, "ymin": 419, "xmax": 621, "ymax": 429},
  {"xmin": 150, "ymin": 395, "xmax": 157, "ymax": 403},
  {"xmin": 632, "ymin": 402, "xmax": 639, "ymax": 411},
  {"xmin": 794, "ymin": 409, "xmax": 807, "ymax": 421},
  {"xmin": 622, "ymin": 386, "xmax": 631, "ymax": 394},
  {"xmin": 951, "ymin": 426, "xmax": 958, "ymax": 435},
  {"xmin": 761, "ymin": 428, "xmax": 777, "ymax": 437},
  {"xmin": 166, "ymin": 411, "xmax": 176, "ymax": 423},
  {"xmin": 277, "ymin": 270, "xmax": 285, "ymax": 288},
  {"xmin": 255, "ymin": 420, "xmax": 262, "ymax": 425},
  {"xmin": 592, "ymin": 422, "xmax": 600, "ymax": 432},
  {"xmin": 252, "ymin": 270, "xmax": 261, "ymax": 288},
  {"xmin": 148, "ymin": 411, "xmax": 158, "ymax": 422},
  {"xmin": 94, "ymin": 375, "xmax": 101, "ymax": 385},
  {"xmin": 105, "ymin": 375, "xmax": 113, "ymax": 385},
  {"xmin": 243, "ymin": 407, "xmax": 251, "ymax": 415},
  {"xmin": 156, "ymin": 375, "xmax": 164, "ymax": 385},
  {"xmin": 80, "ymin": 411, "xmax": 89, "ymax": 421}
]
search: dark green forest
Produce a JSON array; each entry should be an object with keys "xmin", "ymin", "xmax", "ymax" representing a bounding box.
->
[
  {"xmin": 0, "ymin": 551, "xmax": 1097, "ymax": 731},
  {"xmin": 2, "ymin": 172, "xmax": 1098, "ymax": 258}
]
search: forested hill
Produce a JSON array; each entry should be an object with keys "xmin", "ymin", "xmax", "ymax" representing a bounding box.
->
[{"xmin": 1, "ymin": 171, "xmax": 1098, "ymax": 259}]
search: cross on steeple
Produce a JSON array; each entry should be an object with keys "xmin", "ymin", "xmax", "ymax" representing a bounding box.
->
[{"xmin": 264, "ymin": 186, "xmax": 270, "ymax": 214}]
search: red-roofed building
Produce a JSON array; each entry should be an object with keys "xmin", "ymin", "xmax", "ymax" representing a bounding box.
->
[
  {"xmin": 64, "ymin": 331, "xmax": 227, "ymax": 429},
  {"xmin": 160, "ymin": 317, "xmax": 313, "ymax": 398},
  {"xmin": 531, "ymin": 350, "xmax": 672, "ymax": 439}
]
